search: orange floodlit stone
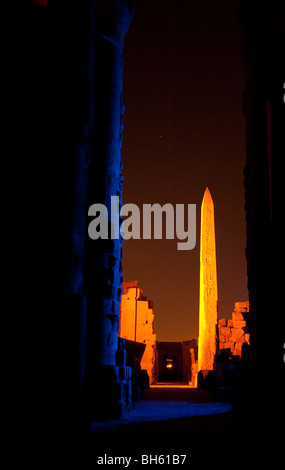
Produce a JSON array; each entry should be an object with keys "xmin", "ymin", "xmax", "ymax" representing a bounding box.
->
[{"xmin": 198, "ymin": 188, "xmax": 218, "ymax": 371}]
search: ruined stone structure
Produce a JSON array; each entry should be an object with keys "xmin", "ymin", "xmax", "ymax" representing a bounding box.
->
[
  {"xmin": 12, "ymin": 0, "xmax": 284, "ymax": 436},
  {"xmin": 218, "ymin": 301, "xmax": 250, "ymax": 357},
  {"xmin": 119, "ymin": 281, "xmax": 156, "ymax": 384},
  {"xmin": 198, "ymin": 188, "xmax": 218, "ymax": 372}
]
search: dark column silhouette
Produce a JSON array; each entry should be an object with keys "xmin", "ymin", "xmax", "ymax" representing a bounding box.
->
[
  {"xmin": 10, "ymin": 0, "xmax": 133, "ymax": 438},
  {"xmin": 239, "ymin": 0, "xmax": 285, "ymax": 424}
]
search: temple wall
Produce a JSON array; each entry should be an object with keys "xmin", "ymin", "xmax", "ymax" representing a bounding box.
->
[{"xmin": 120, "ymin": 282, "xmax": 157, "ymax": 384}]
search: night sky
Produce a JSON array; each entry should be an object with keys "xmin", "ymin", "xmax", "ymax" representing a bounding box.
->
[{"xmin": 121, "ymin": 0, "xmax": 248, "ymax": 342}]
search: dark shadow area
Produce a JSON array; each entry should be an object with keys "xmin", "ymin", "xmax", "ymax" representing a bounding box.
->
[{"xmin": 88, "ymin": 412, "xmax": 270, "ymax": 461}]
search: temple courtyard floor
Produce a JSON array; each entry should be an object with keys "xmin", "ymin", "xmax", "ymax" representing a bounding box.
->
[{"xmin": 86, "ymin": 383, "xmax": 279, "ymax": 464}]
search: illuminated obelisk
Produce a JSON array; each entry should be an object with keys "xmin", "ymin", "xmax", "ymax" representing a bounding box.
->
[{"xmin": 198, "ymin": 187, "xmax": 218, "ymax": 371}]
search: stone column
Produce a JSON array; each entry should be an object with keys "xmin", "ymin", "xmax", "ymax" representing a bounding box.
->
[
  {"xmin": 239, "ymin": 0, "xmax": 285, "ymax": 423},
  {"xmin": 198, "ymin": 188, "xmax": 218, "ymax": 372},
  {"xmin": 84, "ymin": 0, "xmax": 134, "ymax": 420},
  {"xmin": 13, "ymin": 1, "xmax": 98, "ymax": 438}
]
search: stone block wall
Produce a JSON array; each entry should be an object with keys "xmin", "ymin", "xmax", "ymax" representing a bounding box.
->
[
  {"xmin": 119, "ymin": 281, "xmax": 156, "ymax": 384},
  {"xmin": 218, "ymin": 301, "xmax": 250, "ymax": 357}
]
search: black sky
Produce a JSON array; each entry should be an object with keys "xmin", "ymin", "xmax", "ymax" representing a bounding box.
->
[{"xmin": 121, "ymin": 0, "xmax": 248, "ymax": 342}]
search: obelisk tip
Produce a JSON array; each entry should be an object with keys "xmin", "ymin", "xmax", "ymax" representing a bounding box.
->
[{"xmin": 202, "ymin": 187, "xmax": 213, "ymax": 204}]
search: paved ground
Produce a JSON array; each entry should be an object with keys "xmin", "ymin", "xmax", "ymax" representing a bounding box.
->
[
  {"xmin": 86, "ymin": 383, "xmax": 274, "ymax": 464},
  {"xmin": 91, "ymin": 385, "xmax": 231, "ymax": 432}
]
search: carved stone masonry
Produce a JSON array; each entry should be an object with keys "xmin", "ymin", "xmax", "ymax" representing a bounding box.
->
[{"xmin": 198, "ymin": 188, "xmax": 218, "ymax": 372}]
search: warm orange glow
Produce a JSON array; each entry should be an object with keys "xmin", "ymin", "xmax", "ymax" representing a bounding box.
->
[
  {"xmin": 198, "ymin": 188, "xmax": 218, "ymax": 371},
  {"xmin": 166, "ymin": 364, "xmax": 173, "ymax": 369},
  {"xmin": 119, "ymin": 282, "xmax": 156, "ymax": 384}
]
